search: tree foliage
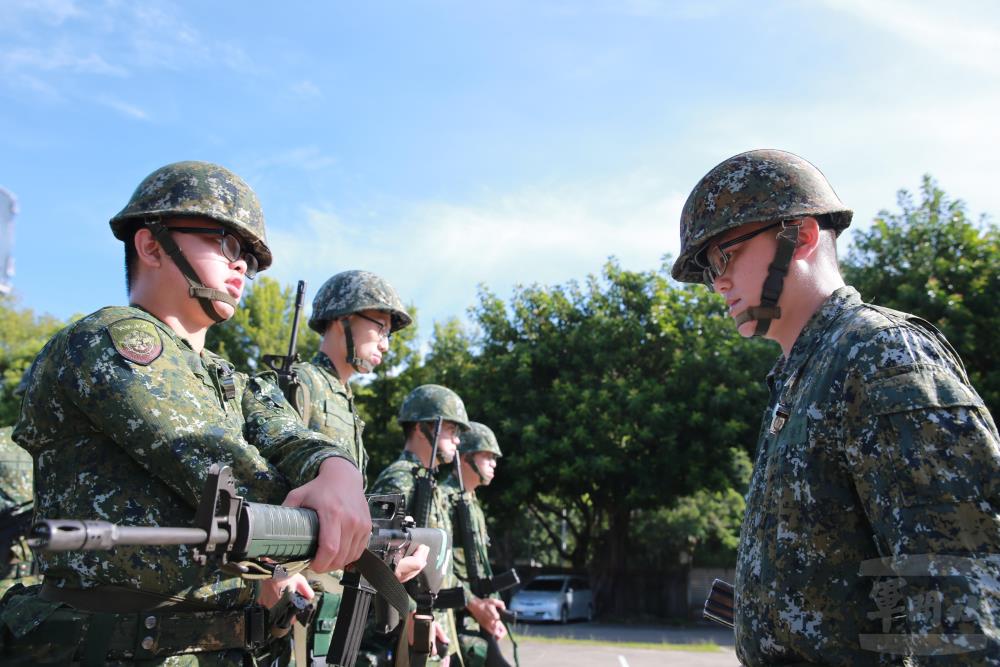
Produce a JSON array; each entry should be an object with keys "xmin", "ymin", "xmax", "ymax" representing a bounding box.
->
[
  {"xmin": 843, "ymin": 175, "xmax": 1000, "ymax": 415},
  {"xmin": 463, "ymin": 260, "xmax": 773, "ymax": 612},
  {"xmin": 0, "ymin": 295, "xmax": 68, "ymax": 426},
  {"xmin": 206, "ymin": 277, "xmax": 320, "ymax": 372}
]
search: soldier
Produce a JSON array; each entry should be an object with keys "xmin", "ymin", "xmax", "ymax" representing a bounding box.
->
[
  {"xmin": 444, "ymin": 422, "xmax": 512, "ymax": 667},
  {"xmin": 369, "ymin": 384, "xmax": 471, "ymax": 666},
  {"xmin": 296, "ymin": 269, "xmax": 413, "ymax": 486},
  {"xmin": 288, "ymin": 271, "xmax": 426, "ymax": 664},
  {"xmin": 672, "ymin": 149, "xmax": 1000, "ymax": 665},
  {"xmin": 1, "ymin": 161, "xmax": 372, "ymax": 664},
  {"xmin": 0, "ymin": 425, "xmax": 35, "ymax": 598}
]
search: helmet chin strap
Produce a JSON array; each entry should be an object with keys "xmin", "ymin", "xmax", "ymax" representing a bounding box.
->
[
  {"xmin": 733, "ymin": 222, "xmax": 800, "ymax": 337},
  {"xmin": 465, "ymin": 453, "xmax": 488, "ymax": 485},
  {"xmin": 341, "ymin": 316, "xmax": 374, "ymax": 374},
  {"xmin": 146, "ymin": 220, "xmax": 238, "ymax": 323}
]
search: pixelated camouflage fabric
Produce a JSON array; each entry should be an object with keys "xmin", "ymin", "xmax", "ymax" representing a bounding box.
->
[{"xmin": 735, "ymin": 287, "xmax": 1000, "ymax": 666}]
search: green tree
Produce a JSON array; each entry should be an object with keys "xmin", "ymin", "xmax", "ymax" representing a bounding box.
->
[
  {"xmin": 0, "ymin": 295, "xmax": 68, "ymax": 426},
  {"xmin": 843, "ymin": 176, "xmax": 1000, "ymax": 415},
  {"xmin": 206, "ymin": 277, "xmax": 320, "ymax": 373},
  {"xmin": 467, "ymin": 260, "xmax": 774, "ymax": 613}
]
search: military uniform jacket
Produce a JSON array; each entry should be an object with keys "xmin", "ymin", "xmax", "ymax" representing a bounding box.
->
[
  {"xmin": 442, "ymin": 476, "xmax": 496, "ymax": 634},
  {"xmin": 736, "ymin": 287, "xmax": 1000, "ymax": 666},
  {"xmin": 371, "ymin": 450, "xmax": 460, "ymax": 658},
  {"xmin": 13, "ymin": 306, "xmax": 356, "ymax": 610},
  {"xmin": 293, "ymin": 352, "xmax": 369, "ymax": 487}
]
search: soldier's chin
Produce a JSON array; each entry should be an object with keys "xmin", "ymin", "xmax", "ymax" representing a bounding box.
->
[
  {"xmin": 438, "ymin": 450, "xmax": 456, "ymax": 464},
  {"xmin": 213, "ymin": 301, "xmax": 237, "ymax": 321}
]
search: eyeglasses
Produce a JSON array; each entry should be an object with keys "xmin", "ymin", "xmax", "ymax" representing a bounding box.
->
[
  {"xmin": 169, "ymin": 227, "xmax": 260, "ymax": 279},
  {"xmin": 354, "ymin": 312, "xmax": 391, "ymax": 342},
  {"xmin": 698, "ymin": 220, "xmax": 785, "ymax": 288}
]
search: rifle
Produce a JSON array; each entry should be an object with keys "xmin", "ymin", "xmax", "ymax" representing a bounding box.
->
[
  {"xmin": 703, "ymin": 578, "xmax": 735, "ymax": 630},
  {"xmin": 262, "ymin": 280, "xmax": 310, "ymax": 415},
  {"xmin": 451, "ymin": 454, "xmax": 520, "ymax": 599},
  {"xmin": 403, "ymin": 417, "xmax": 467, "ymax": 666},
  {"xmin": 28, "ymin": 464, "xmax": 450, "ymax": 666},
  {"xmin": 411, "ymin": 417, "xmax": 443, "ymax": 529}
]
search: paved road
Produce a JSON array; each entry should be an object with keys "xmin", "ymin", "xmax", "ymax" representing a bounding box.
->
[{"xmin": 495, "ymin": 621, "xmax": 740, "ymax": 667}]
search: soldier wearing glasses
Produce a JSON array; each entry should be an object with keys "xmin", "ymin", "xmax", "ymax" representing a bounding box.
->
[
  {"xmin": 2, "ymin": 161, "xmax": 372, "ymax": 663},
  {"xmin": 672, "ymin": 149, "xmax": 1000, "ymax": 666},
  {"xmin": 289, "ymin": 271, "xmax": 431, "ymax": 664}
]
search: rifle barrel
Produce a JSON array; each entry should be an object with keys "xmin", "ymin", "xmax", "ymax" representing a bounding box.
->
[{"xmin": 28, "ymin": 520, "xmax": 219, "ymax": 551}]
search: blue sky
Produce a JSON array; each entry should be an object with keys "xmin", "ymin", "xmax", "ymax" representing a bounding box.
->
[{"xmin": 2, "ymin": 0, "xmax": 998, "ymax": 338}]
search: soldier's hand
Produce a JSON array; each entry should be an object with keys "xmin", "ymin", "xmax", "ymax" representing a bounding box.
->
[
  {"xmin": 283, "ymin": 457, "xmax": 371, "ymax": 572},
  {"xmin": 395, "ymin": 543, "xmax": 429, "ymax": 583},
  {"xmin": 257, "ymin": 572, "xmax": 314, "ymax": 609},
  {"xmin": 467, "ymin": 596, "xmax": 506, "ymax": 639}
]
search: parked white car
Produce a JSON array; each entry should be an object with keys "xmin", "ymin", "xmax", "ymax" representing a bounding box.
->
[{"xmin": 509, "ymin": 574, "xmax": 594, "ymax": 623}]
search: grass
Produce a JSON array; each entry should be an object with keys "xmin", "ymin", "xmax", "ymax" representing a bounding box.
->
[{"xmin": 509, "ymin": 635, "xmax": 723, "ymax": 652}]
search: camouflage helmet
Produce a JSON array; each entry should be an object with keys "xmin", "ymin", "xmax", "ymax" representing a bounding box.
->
[
  {"xmin": 671, "ymin": 149, "xmax": 852, "ymax": 283},
  {"xmin": 398, "ymin": 384, "xmax": 470, "ymax": 430},
  {"xmin": 459, "ymin": 422, "xmax": 503, "ymax": 457},
  {"xmin": 109, "ymin": 161, "xmax": 272, "ymax": 271},
  {"xmin": 308, "ymin": 270, "xmax": 412, "ymax": 334}
]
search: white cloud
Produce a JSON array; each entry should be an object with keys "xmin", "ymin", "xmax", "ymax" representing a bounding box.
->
[
  {"xmin": 266, "ymin": 173, "xmax": 687, "ymax": 329},
  {"xmin": 824, "ymin": 0, "xmax": 1000, "ymax": 75},
  {"xmin": 0, "ymin": 47, "xmax": 127, "ymax": 76},
  {"xmin": 95, "ymin": 95, "xmax": 148, "ymax": 120},
  {"xmin": 290, "ymin": 80, "xmax": 322, "ymax": 98},
  {"xmin": 252, "ymin": 147, "xmax": 338, "ymax": 172}
]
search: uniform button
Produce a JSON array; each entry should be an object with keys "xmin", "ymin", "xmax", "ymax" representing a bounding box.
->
[
  {"xmin": 144, "ymin": 615, "xmax": 157, "ymax": 629},
  {"xmin": 141, "ymin": 636, "xmax": 155, "ymax": 650}
]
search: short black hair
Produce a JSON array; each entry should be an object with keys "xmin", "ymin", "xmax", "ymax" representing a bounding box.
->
[{"xmin": 122, "ymin": 220, "xmax": 144, "ymax": 297}]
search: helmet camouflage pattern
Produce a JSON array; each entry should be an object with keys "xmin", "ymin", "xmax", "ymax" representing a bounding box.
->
[
  {"xmin": 109, "ymin": 160, "xmax": 272, "ymax": 271},
  {"xmin": 398, "ymin": 384, "xmax": 470, "ymax": 430},
  {"xmin": 308, "ymin": 270, "xmax": 412, "ymax": 334},
  {"xmin": 671, "ymin": 149, "xmax": 852, "ymax": 283},
  {"xmin": 459, "ymin": 422, "xmax": 503, "ymax": 457}
]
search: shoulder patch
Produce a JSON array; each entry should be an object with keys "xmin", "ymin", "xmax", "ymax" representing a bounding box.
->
[{"xmin": 108, "ymin": 318, "xmax": 163, "ymax": 365}]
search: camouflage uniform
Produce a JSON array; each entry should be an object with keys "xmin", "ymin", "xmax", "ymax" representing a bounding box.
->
[
  {"xmin": 370, "ymin": 451, "xmax": 461, "ymax": 664},
  {"xmin": 443, "ymin": 423, "xmax": 510, "ymax": 667},
  {"xmin": 0, "ymin": 426, "xmax": 37, "ymax": 598},
  {"xmin": 294, "ymin": 352, "xmax": 368, "ymax": 485},
  {"xmin": 673, "ymin": 150, "xmax": 1000, "ymax": 666},
  {"xmin": 441, "ymin": 477, "xmax": 498, "ymax": 667},
  {"xmin": 3, "ymin": 306, "xmax": 356, "ymax": 664},
  {"xmin": 0, "ymin": 162, "xmax": 360, "ymax": 665},
  {"xmin": 736, "ymin": 287, "xmax": 1000, "ymax": 665},
  {"xmin": 290, "ymin": 271, "xmax": 410, "ymax": 664}
]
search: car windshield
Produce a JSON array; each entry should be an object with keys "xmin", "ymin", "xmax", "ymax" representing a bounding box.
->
[{"xmin": 525, "ymin": 579, "xmax": 564, "ymax": 592}]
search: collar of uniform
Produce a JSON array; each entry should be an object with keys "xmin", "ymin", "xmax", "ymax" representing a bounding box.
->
[
  {"xmin": 766, "ymin": 286, "xmax": 862, "ymax": 391},
  {"xmin": 310, "ymin": 351, "xmax": 352, "ymax": 398},
  {"xmin": 401, "ymin": 449, "xmax": 424, "ymax": 466}
]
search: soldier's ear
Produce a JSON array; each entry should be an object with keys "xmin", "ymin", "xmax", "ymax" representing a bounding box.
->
[
  {"xmin": 792, "ymin": 217, "xmax": 822, "ymax": 261},
  {"xmin": 133, "ymin": 228, "xmax": 163, "ymax": 269}
]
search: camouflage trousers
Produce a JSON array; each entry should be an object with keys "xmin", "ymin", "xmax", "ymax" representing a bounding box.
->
[{"xmin": 0, "ymin": 584, "xmax": 289, "ymax": 666}]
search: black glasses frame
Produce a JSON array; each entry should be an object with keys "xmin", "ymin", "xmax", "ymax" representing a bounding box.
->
[{"xmin": 168, "ymin": 227, "xmax": 259, "ymax": 279}]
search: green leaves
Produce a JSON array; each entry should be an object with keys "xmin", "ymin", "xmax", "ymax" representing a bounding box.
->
[
  {"xmin": 844, "ymin": 175, "xmax": 999, "ymax": 415},
  {"xmin": 0, "ymin": 294, "xmax": 67, "ymax": 426}
]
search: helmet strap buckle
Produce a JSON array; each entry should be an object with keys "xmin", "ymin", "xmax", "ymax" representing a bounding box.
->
[
  {"xmin": 145, "ymin": 219, "xmax": 236, "ymax": 323},
  {"xmin": 747, "ymin": 220, "xmax": 801, "ymax": 337}
]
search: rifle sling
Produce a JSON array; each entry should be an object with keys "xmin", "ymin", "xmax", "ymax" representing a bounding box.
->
[
  {"xmin": 40, "ymin": 582, "xmax": 221, "ymax": 612},
  {"xmin": 354, "ymin": 548, "xmax": 410, "ymax": 619}
]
